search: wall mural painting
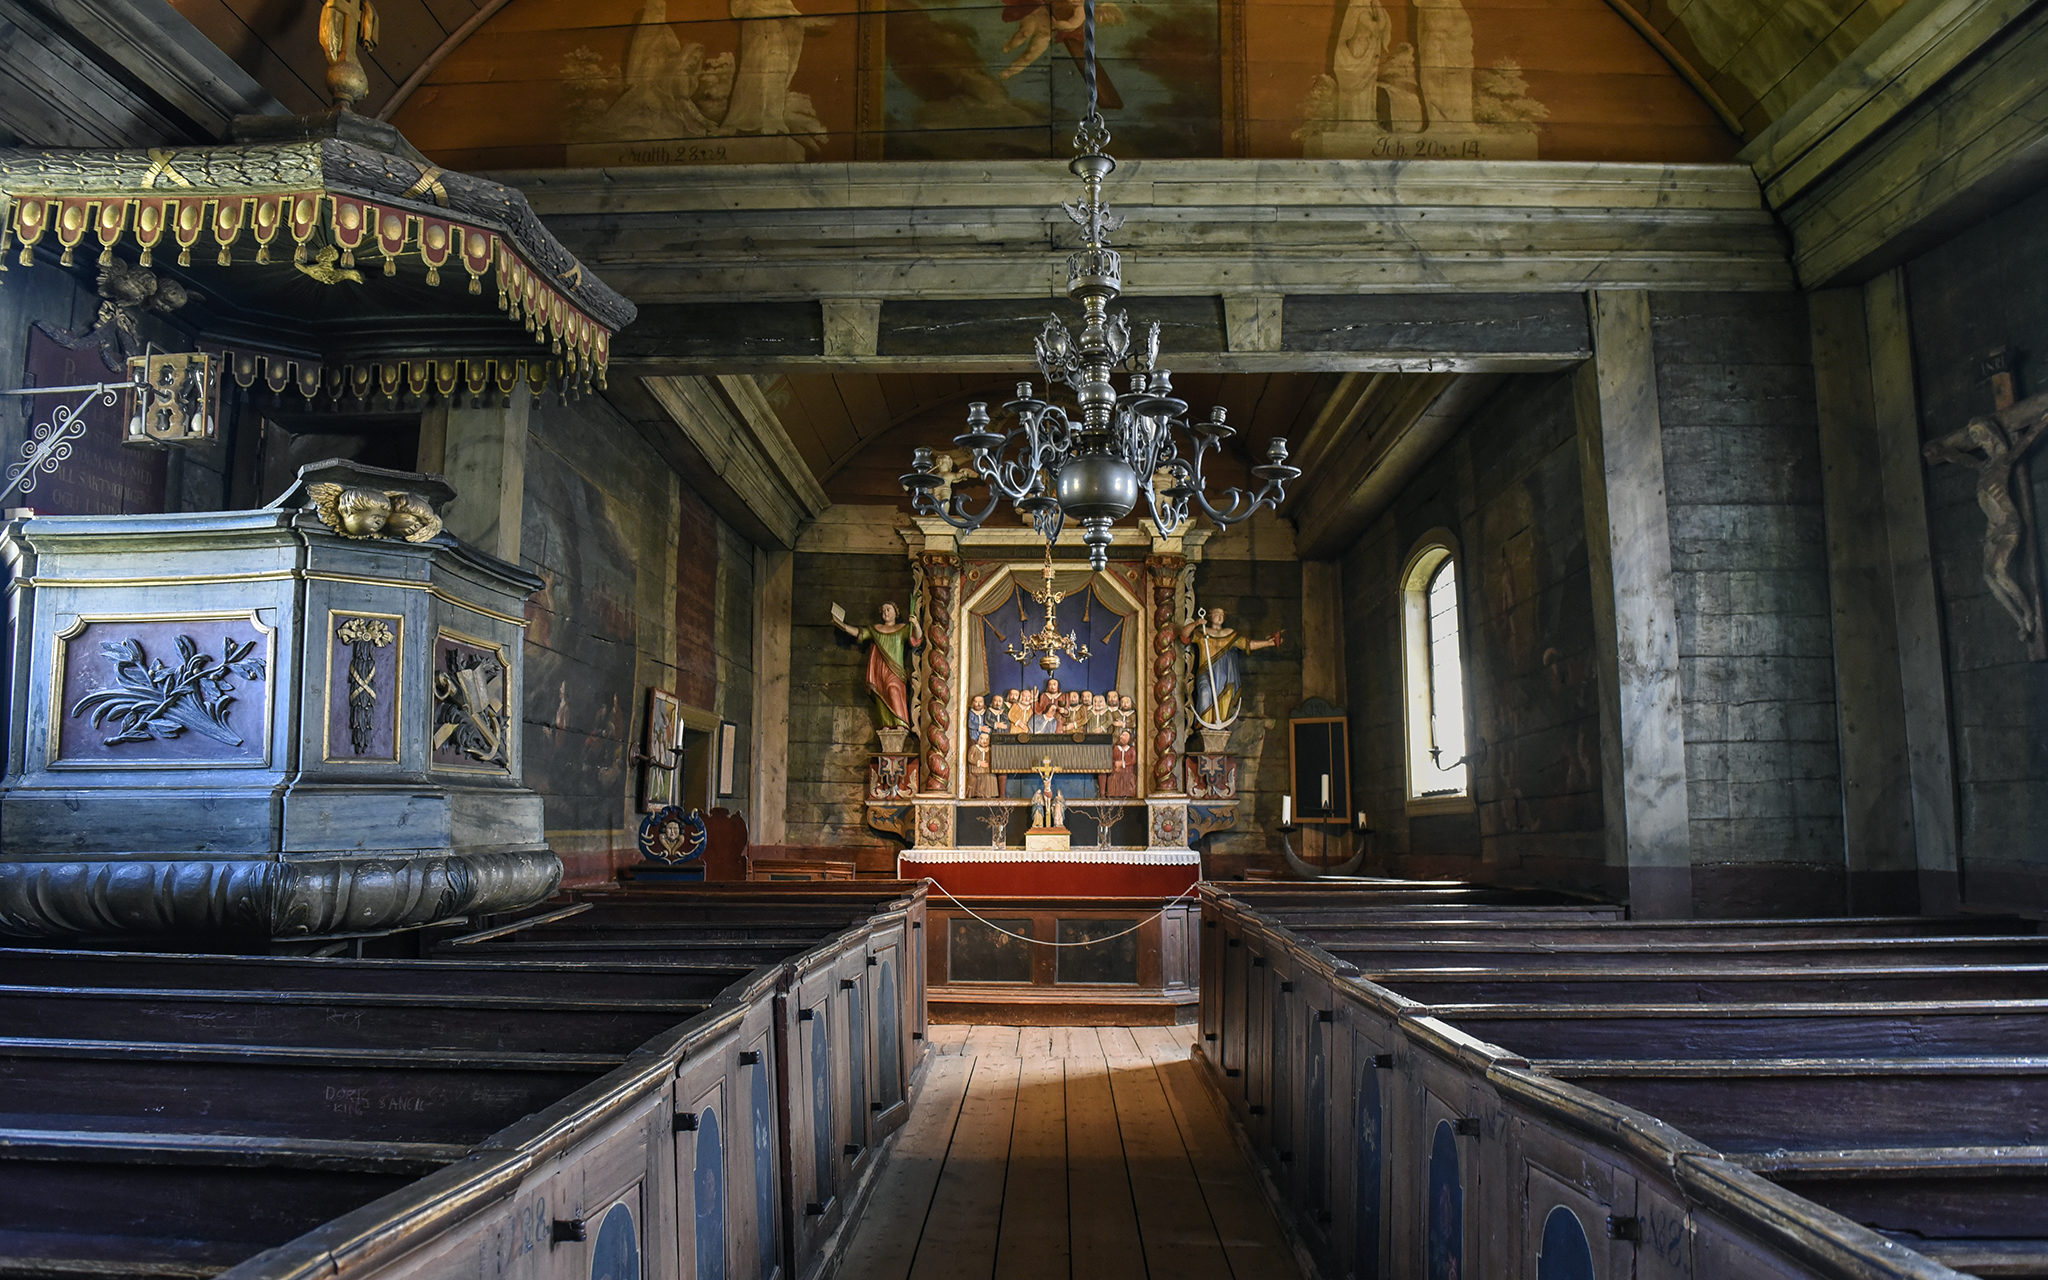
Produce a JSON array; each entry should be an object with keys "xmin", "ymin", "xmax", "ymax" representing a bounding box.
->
[
  {"xmin": 554, "ymin": 0, "xmax": 854, "ymax": 165},
  {"xmin": 884, "ymin": 0, "xmax": 1223, "ymax": 160},
  {"xmin": 1537, "ymin": 1205, "xmax": 1596, "ymax": 1280},
  {"xmin": 402, "ymin": 0, "xmax": 1737, "ymax": 167},
  {"xmin": 1293, "ymin": 0, "xmax": 1545, "ymax": 160},
  {"xmin": 1427, "ymin": 1118, "xmax": 1463, "ymax": 1280}
]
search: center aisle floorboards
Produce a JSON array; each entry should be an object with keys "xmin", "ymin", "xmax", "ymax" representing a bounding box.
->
[{"xmin": 835, "ymin": 1024, "xmax": 1303, "ymax": 1280}]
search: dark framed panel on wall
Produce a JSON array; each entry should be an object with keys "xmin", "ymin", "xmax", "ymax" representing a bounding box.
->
[
  {"xmin": 716, "ymin": 720, "xmax": 738, "ymax": 798},
  {"xmin": 1289, "ymin": 713, "xmax": 1350, "ymax": 824}
]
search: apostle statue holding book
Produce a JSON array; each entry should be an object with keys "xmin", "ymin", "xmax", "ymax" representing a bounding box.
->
[{"xmin": 833, "ymin": 600, "xmax": 923, "ymax": 734}]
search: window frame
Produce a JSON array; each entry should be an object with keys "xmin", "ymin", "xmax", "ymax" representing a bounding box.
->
[{"xmin": 1400, "ymin": 532, "xmax": 1475, "ymax": 815}]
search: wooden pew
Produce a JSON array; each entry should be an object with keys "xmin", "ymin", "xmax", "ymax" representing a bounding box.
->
[
  {"xmin": 1197, "ymin": 880, "xmax": 2045, "ymax": 1280},
  {"xmin": 0, "ymin": 948, "xmax": 760, "ymax": 1001},
  {"xmin": 0, "ymin": 984, "xmax": 717, "ymax": 1051},
  {"xmin": 1313, "ymin": 933, "xmax": 2048, "ymax": 970},
  {"xmin": 1285, "ymin": 914, "xmax": 2027, "ymax": 940},
  {"xmin": 1415, "ymin": 999, "xmax": 2048, "ymax": 1060},
  {"xmin": 431, "ymin": 886, "xmax": 928, "ymax": 1280},
  {"xmin": 1358, "ymin": 962, "xmax": 2048, "ymax": 1004},
  {"xmin": 0, "ymin": 883, "xmax": 931, "ymax": 1280}
]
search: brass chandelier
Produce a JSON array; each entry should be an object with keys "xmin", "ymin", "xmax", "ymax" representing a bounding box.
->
[
  {"xmin": 1006, "ymin": 542, "xmax": 1089, "ymax": 671},
  {"xmin": 899, "ymin": 0, "xmax": 1300, "ymax": 571}
]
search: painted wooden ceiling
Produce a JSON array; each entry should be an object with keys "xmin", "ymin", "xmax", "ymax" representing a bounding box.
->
[{"xmin": 170, "ymin": 0, "xmax": 1905, "ymax": 171}]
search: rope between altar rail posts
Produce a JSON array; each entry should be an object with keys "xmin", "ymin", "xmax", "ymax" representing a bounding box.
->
[{"xmin": 917, "ymin": 876, "xmax": 1201, "ymax": 947}]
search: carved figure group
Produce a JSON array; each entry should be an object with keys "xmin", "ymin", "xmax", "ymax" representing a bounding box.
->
[{"xmin": 970, "ymin": 679, "xmax": 1135, "ymax": 739}]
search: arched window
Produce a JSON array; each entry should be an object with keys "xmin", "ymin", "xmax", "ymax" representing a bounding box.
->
[{"xmin": 1402, "ymin": 537, "xmax": 1470, "ymax": 808}]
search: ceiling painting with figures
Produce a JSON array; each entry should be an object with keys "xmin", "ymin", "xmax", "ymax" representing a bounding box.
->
[{"xmin": 389, "ymin": 0, "xmax": 1739, "ymax": 169}]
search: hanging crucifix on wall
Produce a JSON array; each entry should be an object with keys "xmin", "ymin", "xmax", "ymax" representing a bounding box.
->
[{"xmin": 1924, "ymin": 349, "xmax": 2048, "ymax": 661}]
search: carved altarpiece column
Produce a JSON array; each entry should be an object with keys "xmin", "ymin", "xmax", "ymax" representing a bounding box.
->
[
  {"xmin": 1148, "ymin": 553, "xmax": 1188, "ymax": 796},
  {"xmin": 917, "ymin": 550, "xmax": 959, "ymax": 797}
]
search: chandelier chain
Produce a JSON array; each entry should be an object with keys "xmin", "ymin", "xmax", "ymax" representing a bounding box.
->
[{"xmin": 898, "ymin": 0, "xmax": 1301, "ymax": 571}]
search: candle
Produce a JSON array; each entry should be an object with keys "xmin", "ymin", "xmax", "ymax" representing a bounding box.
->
[
  {"xmin": 1320, "ymin": 774, "xmax": 1331, "ymax": 809},
  {"xmin": 1281, "ymin": 795, "xmax": 1292, "ymax": 826},
  {"xmin": 1357, "ymin": 810, "xmax": 1370, "ymax": 831}
]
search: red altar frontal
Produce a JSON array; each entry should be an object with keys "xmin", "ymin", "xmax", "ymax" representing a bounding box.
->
[{"xmin": 896, "ymin": 847, "xmax": 1201, "ymax": 897}]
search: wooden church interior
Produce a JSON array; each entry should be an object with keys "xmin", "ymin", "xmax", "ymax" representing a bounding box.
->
[{"xmin": 2, "ymin": 0, "xmax": 2047, "ymax": 1276}]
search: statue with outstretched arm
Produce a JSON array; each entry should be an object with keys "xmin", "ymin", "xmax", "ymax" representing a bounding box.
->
[
  {"xmin": 834, "ymin": 601, "xmax": 924, "ymax": 729},
  {"xmin": 1178, "ymin": 605, "xmax": 1284, "ymax": 730}
]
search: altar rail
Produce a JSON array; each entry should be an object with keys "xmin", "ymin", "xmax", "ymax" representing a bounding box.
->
[
  {"xmin": 925, "ymin": 893, "xmax": 1199, "ymax": 1025},
  {"xmin": 1198, "ymin": 879, "xmax": 2048, "ymax": 1280},
  {"xmin": 0, "ymin": 882, "xmax": 927, "ymax": 1280}
]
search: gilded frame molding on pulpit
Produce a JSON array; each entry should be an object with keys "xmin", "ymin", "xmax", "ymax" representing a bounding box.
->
[
  {"xmin": 321, "ymin": 608, "xmax": 406, "ymax": 765},
  {"xmin": 47, "ymin": 608, "xmax": 278, "ymax": 770},
  {"xmin": 427, "ymin": 625, "xmax": 512, "ymax": 775}
]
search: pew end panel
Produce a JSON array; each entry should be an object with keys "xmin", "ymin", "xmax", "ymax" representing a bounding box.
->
[
  {"xmin": 776, "ymin": 931, "xmax": 883, "ymax": 1280},
  {"xmin": 1391, "ymin": 1015, "xmax": 1532, "ymax": 1280}
]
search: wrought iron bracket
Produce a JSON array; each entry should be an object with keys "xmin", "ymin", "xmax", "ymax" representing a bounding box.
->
[{"xmin": 0, "ymin": 376, "xmax": 135, "ymax": 506}]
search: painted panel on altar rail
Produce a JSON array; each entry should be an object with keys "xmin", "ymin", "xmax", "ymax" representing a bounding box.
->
[{"xmin": 1054, "ymin": 918, "xmax": 1141, "ymax": 984}]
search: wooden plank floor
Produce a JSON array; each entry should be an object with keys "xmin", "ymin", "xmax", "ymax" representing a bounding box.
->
[{"xmin": 837, "ymin": 1024, "xmax": 1302, "ymax": 1280}]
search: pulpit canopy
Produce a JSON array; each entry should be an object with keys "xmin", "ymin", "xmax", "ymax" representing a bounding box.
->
[{"xmin": 0, "ymin": 112, "xmax": 635, "ymax": 401}]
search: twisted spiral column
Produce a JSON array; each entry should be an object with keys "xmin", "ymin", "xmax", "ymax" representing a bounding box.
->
[
  {"xmin": 919, "ymin": 552, "xmax": 959, "ymax": 795},
  {"xmin": 1148, "ymin": 554, "xmax": 1186, "ymax": 795}
]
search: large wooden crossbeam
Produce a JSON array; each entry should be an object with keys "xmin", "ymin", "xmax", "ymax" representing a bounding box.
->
[{"xmin": 509, "ymin": 158, "xmax": 1792, "ymax": 373}]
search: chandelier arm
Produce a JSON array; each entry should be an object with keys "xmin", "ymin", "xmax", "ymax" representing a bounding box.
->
[
  {"xmin": 1186, "ymin": 481, "xmax": 1284, "ymax": 526},
  {"xmin": 949, "ymin": 485, "xmax": 1004, "ymax": 529},
  {"xmin": 909, "ymin": 483, "xmax": 995, "ymax": 532},
  {"xmin": 1141, "ymin": 481, "xmax": 1190, "ymax": 537},
  {"xmin": 981, "ymin": 418, "xmax": 1048, "ymax": 502}
]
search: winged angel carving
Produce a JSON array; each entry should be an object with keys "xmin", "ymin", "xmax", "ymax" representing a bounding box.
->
[{"xmin": 306, "ymin": 483, "xmax": 444, "ymax": 543}]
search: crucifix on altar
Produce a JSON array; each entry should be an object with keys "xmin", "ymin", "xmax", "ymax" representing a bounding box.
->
[{"xmin": 1026, "ymin": 755, "xmax": 1070, "ymax": 851}]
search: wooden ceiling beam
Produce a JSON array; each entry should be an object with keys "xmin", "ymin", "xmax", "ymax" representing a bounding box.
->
[
  {"xmin": 608, "ymin": 293, "xmax": 1594, "ymax": 377},
  {"xmin": 513, "ymin": 158, "xmax": 1792, "ymax": 304}
]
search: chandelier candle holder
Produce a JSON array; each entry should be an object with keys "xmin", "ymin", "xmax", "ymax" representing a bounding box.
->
[
  {"xmin": 899, "ymin": 3, "xmax": 1300, "ymax": 571},
  {"xmin": 1006, "ymin": 542, "xmax": 1090, "ymax": 671}
]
